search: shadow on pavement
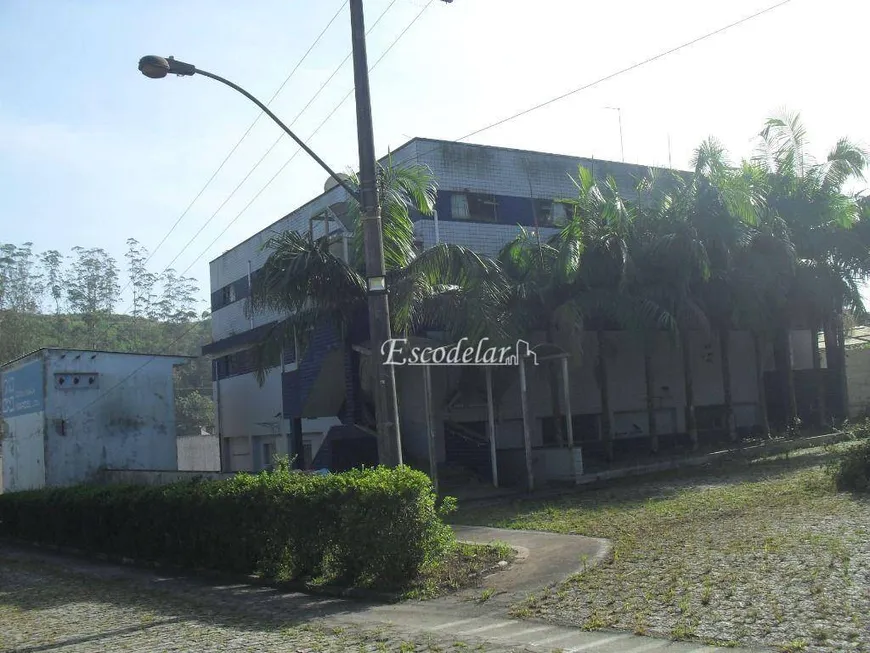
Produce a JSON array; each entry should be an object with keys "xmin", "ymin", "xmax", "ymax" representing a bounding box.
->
[{"xmin": 0, "ymin": 545, "xmax": 374, "ymax": 634}]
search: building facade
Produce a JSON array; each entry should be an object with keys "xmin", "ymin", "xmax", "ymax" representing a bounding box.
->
[
  {"xmin": 0, "ymin": 348, "xmax": 190, "ymax": 492},
  {"xmin": 205, "ymin": 138, "xmax": 817, "ymax": 480}
]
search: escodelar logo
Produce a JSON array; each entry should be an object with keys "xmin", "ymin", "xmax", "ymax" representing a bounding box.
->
[{"xmin": 381, "ymin": 338, "xmax": 538, "ymax": 366}]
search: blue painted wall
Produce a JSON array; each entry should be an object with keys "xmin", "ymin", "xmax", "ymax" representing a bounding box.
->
[
  {"xmin": 1, "ymin": 359, "xmax": 44, "ymax": 418},
  {"xmin": 429, "ymin": 191, "xmax": 541, "ymax": 227}
]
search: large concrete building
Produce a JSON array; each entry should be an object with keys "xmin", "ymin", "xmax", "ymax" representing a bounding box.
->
[
  {"xmin": 0, "ymin": 348, "xmax": 190, "ymax": 492},
  {"xmin": 204, "ymin": 138, "xmax": 817, "ymax": 483}
]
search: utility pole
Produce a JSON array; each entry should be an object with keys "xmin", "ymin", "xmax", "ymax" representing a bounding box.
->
[
  {"xmin": 605, "ymin": 107, "xmax": 624, "ymax": 162},
  {"xmin": 349, "ymin": 0, "xmax": 402, "ymax": 466}
]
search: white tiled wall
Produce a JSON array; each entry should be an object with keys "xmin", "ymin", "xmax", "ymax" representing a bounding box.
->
[
  {"xmin": 413, "ymin": 138, "xmax": 662, "ymax": 200},
  {"xmin": 209, "ymin": 139, "xmax": 671, "ymax": 344},
  {"xmin": 414, "ymin": 219, "xmax": 560, "ymax": 258},
  {"xmin": 211, "ymin": 300, "xmax": 250, "ymax": 341}
]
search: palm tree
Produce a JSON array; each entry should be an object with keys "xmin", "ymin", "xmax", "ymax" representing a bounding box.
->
[
  {"xmin": 635, "ymin": 171, "xmax": 712, "ymax": 451},
  {"xmin": 635, "ymin": 139, "xmax": 769, "ymax": 451},
  {"xmin": 753, "ymin": 112, "xmax": 870, "ymax": 426},
  {"xmin": 563, "ymin": 168, "xmax": 671, "ymax": 459},
  {"xmin": 496, "ymin": 227, "xmax": 583, "ymax": 447},
  {"xmin": 629, "ymin": 171, "xmax": 686, "ymax": 453},
  {"xmin": 689, "ymin": 141, "xmax": 767, "ymax": 442},
  {"xmin": 247, "ymin": 159, "xmax": 505, "ymax": 462}
]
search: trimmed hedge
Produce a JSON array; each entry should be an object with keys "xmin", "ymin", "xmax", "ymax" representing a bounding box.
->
[{"xmin": 0, "ymin": 465, "xmax": 454, "ymax": 589}]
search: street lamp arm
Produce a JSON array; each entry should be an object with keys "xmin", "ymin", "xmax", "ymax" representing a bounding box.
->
[
  {"xmin": 138, "ymin": 56, "xmax": 359, "ymax": 202},
  {"xmin": 193, "ymin": 68, "xmax": 360, "ymax": 201}
]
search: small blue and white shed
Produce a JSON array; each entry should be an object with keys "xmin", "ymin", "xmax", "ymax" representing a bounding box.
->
[{"xmin": 0, "ymin": 348, "xmax": 191, "ymax": 492}]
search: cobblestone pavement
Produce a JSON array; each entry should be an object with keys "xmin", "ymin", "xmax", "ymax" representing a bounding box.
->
[
  {"xmin": 0, "ymin": 549, "xmax": 534, "ymax": 653},
  {"xmin": 0, "ymin": 546, "xmax": 747, "ymax": 653}
]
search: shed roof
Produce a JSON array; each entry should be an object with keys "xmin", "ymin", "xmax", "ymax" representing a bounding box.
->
[{"xmin": 0, "ymin": 348, "xmax": 195, "ymax": 371}]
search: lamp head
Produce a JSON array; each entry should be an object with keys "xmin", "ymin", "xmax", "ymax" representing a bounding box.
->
[{"xmin": 138, "ymin": 55, "xmax": 196, "ymax": 78}]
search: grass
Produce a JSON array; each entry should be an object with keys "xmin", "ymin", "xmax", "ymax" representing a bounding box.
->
[
  {"xmin": 403, "ymin": 541, "xmax": 514, "ymax": 600},
  {"xmin": 456, "ymin": 443, "xmax": 870, "ymax": 652}
]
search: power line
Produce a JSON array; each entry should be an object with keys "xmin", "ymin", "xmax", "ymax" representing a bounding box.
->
[
  {"xmin": 92, "ymin": 0, "xmax": 347, "ymax": 356},
  {"xmin": 85, "ymin": 0, "xmax": 378, "ymax": 353},
  {"xmin": 65, "ymin": 319, "xmax": 213, "ymax": 422},
  {"xmin": 65, "ymin": 1, "xmax": 434, "ymax": 421},
  {"xmin": 138, "ymin": 0, "xmax": 349, "ymax": 277},
  {"xmin": 185, "ymin": 0, "xmax": 788, "ymax": 274},
  {"xmin": 164, "ymin": 0, "xmax": 401, "ymax": 275},
  {"xmin": 422, "ymin": 0, "xmax": 795, "ymax": 155},
  {"xmin": 182, "ymin": 0, "xmax": 436, "ymax": 275}
]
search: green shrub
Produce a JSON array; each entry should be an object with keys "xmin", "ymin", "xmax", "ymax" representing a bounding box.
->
[
  {"xmin": 841, "ymin": 419, "xmax": 870, "ymax": 441},
  {"xmin": 0, "ymin": 466, "xmax": 453, "ymax": 590},
  {"xmin": 832, "ymin": 439, "xmax": 870, "ymax": 492}
]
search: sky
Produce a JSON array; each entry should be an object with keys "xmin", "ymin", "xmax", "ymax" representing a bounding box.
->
[{"xmin": 2, "ymin": 0, "xmax": 869, "ymax": 313}]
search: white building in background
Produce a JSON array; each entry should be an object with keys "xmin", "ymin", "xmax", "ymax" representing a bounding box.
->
[
  {"xmin": 0, "ymin": 348, "xmax": 191, "ymax": 493},
  {"xmin": 204, "ymin": 138, "xmax": 819, "ymax": 483}
]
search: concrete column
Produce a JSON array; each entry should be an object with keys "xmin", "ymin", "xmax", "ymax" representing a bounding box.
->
[
  {"xmin": 423, "ymin": 365, "xmax": 438, "ymax": 495},
  {"xmin": 561, "ymin": 356, "xmax": 578, "ymax": 484},
  {"xmin": 519, "ymin": 356, "xmax": 534, "ymax": 492},
  {"xmin": 485, "ymin": 366, "xmax": 499, "ymax": 488}
]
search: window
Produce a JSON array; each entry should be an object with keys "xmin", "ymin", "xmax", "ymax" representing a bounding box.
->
[
  {"xmin": 535, "ymin": 200, "xmax": 571, "ymax": 227},
  {"xmin": 451, "ymin": 192, "xmax": 499, "ymax": 222},
  {"xmin": 552, "ymin": 202, "xmax": 570, "ymax": 225},
  {"xmin": 467, "ymin": 193, "xmax": 498, "ymax": 222},
  {"xmin": 451, "ymin": 193, "xmax": 469, "ymax": 219},
  {"xmin": 221, "ymin": 284, "xmax": 236, "ymax": 306},
  {"xmin": 262, "ymin": 442, "xmax": 276, "ymax": 471}
]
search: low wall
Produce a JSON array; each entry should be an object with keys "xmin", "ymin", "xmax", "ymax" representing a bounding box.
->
[
  {"xmin": 96, "ymin": 469, "xmax": 236, "ymax": 486},
  {"xmin": 177, "ymin": 435, "xmax": 221, "ymax": 471}
]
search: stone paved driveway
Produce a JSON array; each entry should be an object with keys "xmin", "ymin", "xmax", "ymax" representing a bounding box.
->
[
  {"xmin": 0, "ymin": 548, "xmax": 535, "ymax": 653},
  {"xmin": 0, "ymin": 545, "xmax": 753, "ymax": 653}
]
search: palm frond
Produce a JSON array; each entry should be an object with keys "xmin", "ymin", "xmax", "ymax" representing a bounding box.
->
[{"xmin": 249, "ymin": 230, "xmax": 365, "ymax": 317}]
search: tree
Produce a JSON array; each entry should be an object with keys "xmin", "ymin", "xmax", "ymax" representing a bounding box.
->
[
  {"xmin": 689, "ymin": 141, "xmax": 767, "ymax": 443},
  {"xmin": 0, "ymin": 243, "xmax": 45, "ymax": 362},
  {"xmin": 248, "ymin": 159, "xmax": 504, "ymax": 465},
  {"xmin": 66, "ymin": 247, "xmax": 120, "ymax": 349},
  {"xmin": 753, "ymin": 111, "xmax": 870, "ymax": 426},
  {"xmin": 125, "ymin": 239, "xmax": 158, "ymax": 349},
  {"xmin": 497, "ymin": 167, "xmax": 672, "ymax": 459}
]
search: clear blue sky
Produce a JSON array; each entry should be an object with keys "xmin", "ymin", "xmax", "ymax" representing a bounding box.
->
[{"xmin": 2, "ymin": 0, "xmax": 867, "ymax": 312}]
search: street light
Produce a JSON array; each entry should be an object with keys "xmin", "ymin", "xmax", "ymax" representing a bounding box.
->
[
  {"xmin": 136, "ymin": 0, "xmax": 426, "ymax": 468},
  {"xmin": 137, "ymin": 55, "xmax": 359, "ymax": 201}
]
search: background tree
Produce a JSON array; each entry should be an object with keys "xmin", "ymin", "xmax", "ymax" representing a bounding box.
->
[
  {"xmin": 125, "ymin": 238, "xmax": 157, "ymax": 349},
  {"xmin": 0, "ymin": 243, "xmax": 45, "ymax": 363},
  {"xmin": 0, "ymin": 240, "xmax": 213, "ymax": 438},
  {"xmin": 65, "ymin": 247, "xmax": 120, "ymax": 349}
]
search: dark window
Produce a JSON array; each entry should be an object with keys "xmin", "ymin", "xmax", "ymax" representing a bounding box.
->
[
  {"xmin": 452, "ymin": 192, "xmax": 498, "ymax": 222},
  {"xmin": 221, "ymin": 284, "xmax": 236, "ymax": 306},
  {"xmin": 467, "ymin": 193, "xmax": 499, "ymax": 222},
  {"xmin": 262, "ymin": 442, "xmax": 276, "ymax": 471},
  {"xmin": 534, "ymin": 200, "xmax": 571, "ymax": 227}
]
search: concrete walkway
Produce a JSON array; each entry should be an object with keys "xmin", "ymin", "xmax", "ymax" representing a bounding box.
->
[
  {"xmin": 450, "ymin": 525, "xmax": 611, "ymax": 603},
  {"xmin": 338, "ymin": 525, "xmax": 760, "ymax": 652}
]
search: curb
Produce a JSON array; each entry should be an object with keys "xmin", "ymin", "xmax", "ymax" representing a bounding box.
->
[
  {"xmin": 0, "ymin": 538, "xmax": 402, "ymax": 603},
  {"xmin": 455, "ymin": 431, "xmax": 851, "ymax": 505}
]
